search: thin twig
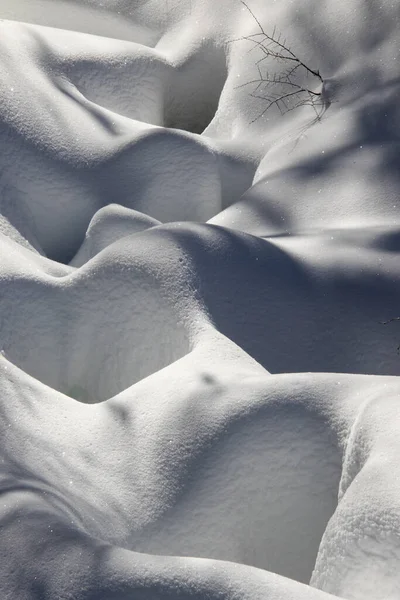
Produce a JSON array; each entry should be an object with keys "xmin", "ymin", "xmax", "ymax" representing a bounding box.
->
[
  {"xmin": 381, "ymin": 317, "xmax": 400, "ymax": 325},
  {"xmin": 234, "ymin": 0, "xmax": 325, "ymax": 122}
]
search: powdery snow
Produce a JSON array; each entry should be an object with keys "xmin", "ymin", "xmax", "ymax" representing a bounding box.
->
[{"xmin": 0, "ymin": 0, "xmax": 399, "ymax": 599}]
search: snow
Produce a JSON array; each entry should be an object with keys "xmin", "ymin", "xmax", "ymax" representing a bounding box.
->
[{"xmin": 0, "ymin": 0, "xmax": 399, "ymax": 599}]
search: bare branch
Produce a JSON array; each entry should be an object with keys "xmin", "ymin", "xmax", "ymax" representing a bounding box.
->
[{"xmin": 234, "ymin": 1, "xmax": 326, "ymax": 122}]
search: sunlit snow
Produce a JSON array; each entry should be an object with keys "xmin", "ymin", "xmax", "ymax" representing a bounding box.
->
[{"xmin": 0, "ymin": 0, "xmax": 400, "ymax": 599}]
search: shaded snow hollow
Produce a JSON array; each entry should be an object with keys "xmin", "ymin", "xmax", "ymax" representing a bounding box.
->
[{"xmin": 0, "ymin": 0, "xmax": 400, "ymax": 599}]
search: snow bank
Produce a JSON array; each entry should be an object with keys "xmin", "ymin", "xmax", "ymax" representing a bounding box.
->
[{"xmin": 0, "ymin": 0, "xmax": 400, "ymax": 598}]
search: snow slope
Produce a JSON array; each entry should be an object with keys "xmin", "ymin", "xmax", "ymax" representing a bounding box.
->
[{"xmin": 0, "ymin": 0, "xmax": 399, "ymax": 598}]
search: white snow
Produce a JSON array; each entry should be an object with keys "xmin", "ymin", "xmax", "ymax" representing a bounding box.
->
[{"xmin": 0, "ymin": 0, "xmax": 399, "ymax": 599}]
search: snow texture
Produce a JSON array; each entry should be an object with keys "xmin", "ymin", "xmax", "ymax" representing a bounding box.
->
[{"xmin": 0, "ymin": 0, "xmax": 399, "ymax": 598}]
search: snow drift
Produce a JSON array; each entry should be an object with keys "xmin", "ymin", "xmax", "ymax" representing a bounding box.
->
[{"xmin": 0, "ymin": 0, "xmax": 400, "ymax": 599}]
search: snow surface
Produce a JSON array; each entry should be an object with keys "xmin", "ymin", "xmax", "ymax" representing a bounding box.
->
[{"xmin": 0, "ymin": 0, "xmax": 400, "ymax": 598}]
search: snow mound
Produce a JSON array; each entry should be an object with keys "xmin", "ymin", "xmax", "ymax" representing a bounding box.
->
[
  {"xmin": 70, "ymin": 204, "xmax": 161, "ymax": 266},
  {"xmin": 0, "ymin": 0, "xmax": 400, "ymax": 599}
]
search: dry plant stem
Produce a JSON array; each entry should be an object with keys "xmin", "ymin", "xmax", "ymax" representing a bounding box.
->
[
  {"xmin": 381, "ymin": 317, "xmax": 400, "ymax": 325},
  {"xmin": 380, "ymin": 318, "xmax": 400, "ymax": 354},
  {"xmin": 233, "ymin": 0, "xmax": 324, "ymax": 122}
]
